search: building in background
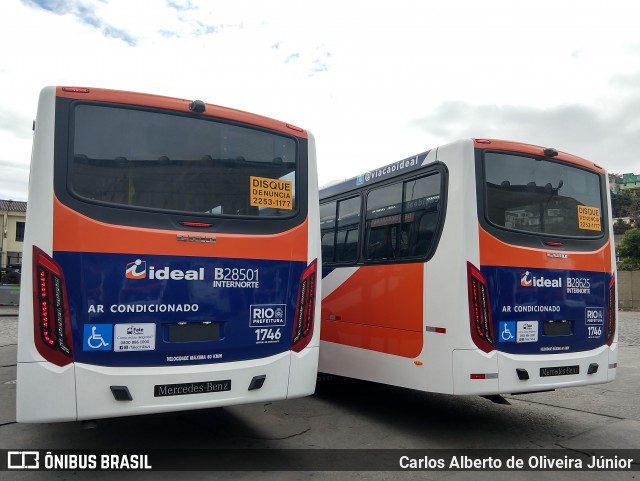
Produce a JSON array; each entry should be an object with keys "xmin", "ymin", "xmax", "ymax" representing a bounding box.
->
[
  {"xmin": 619, "ymin": 173, "xmax": 640, "ymax": 192},
  {"xmin": 0, "ymin": 199, "xmax": 27, "ymax": 271},
  {"xmin": 610, "ymin": 173, "xmax": 622, "ymax": 194}
]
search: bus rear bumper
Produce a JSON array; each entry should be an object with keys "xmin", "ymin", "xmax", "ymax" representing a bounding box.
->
[
  {"xmin": 453, "ymin": 343, "xmax": 617, "ymax": 396},
  {"xmin": 16, "ymin": 361, "xmax": 77, "ymax": 423},
  {"xmin": 75, "ymin": 352, "xmax": 303, "ymax": 421},
  {"xmin": 17, "ymin": 349, "xmax": 318, "ymax": 422}
]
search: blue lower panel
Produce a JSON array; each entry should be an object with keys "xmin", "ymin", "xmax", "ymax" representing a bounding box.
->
[
  {"xmin": 55, "ymin": 252, "xmax": 305, "ymax": 367},
  {"xmin": 482, "ymin": 265, "xmax": 610, "ymax": 354}
]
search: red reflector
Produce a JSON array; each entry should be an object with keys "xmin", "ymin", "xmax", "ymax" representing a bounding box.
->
[
  {"xmin": 62, "ymin": 87, "xmax": 90, "ymax": 93},
  {"xmin": 286, "ymin": 123, "xmax": 304, "ymax": 132},
  {"xmin": 470, "ymin": 374, "xmax": 486, "ymax": 380},
  {"xmin": 545, "ymin": 241, "xmax": 564, "ymax": 247},
  {"xmin": 180, "ymin": 222, "xmax": 213, "ymax": 227},
  {"xmin": 426, "ymin": 326, "xmax": 446, "ymax": 334}
]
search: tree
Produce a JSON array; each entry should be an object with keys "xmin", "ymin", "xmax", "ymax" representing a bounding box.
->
[
  {"xmin": 611, "ymin": 190, "xmax": 632, "ymax": 217},
  {"xmin": 611, "ymin": 189, "xmax": 640, "ymax": 218},
  {"xmin": 617, "ymin": 228, "xmax": 640, "ymax": 270},
  {"xmin": 614, "ymin": 218, "xmax": 632, "ymax": 235}
]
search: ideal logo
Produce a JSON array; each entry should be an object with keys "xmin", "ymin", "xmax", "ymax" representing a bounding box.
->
[
  {"xmin": 250, "ymin": 304, "xmax": 286, "ymax": 327},
  {"xmin": 521, "ymin": 271, "xmax": 562, "ymax": 288},
  {"xmin": 126, "ymin": 259, "xmax": 147, "ymax": 279},
  {"xmin": 125, "ymin": 259, "xmax": 204, "ymax": 281},
  {"xmin": 521, "ymin": 271, "xmax": 533, "ymax": 287}
]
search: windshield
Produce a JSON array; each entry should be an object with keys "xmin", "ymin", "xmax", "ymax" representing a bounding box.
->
[
  {"xmin": 483, "ymin": 152, "xmax": 604, "ymax": 238},
  {"xmin": 70, "ymin": 104, "xmax": 297, "ymax": 217}
]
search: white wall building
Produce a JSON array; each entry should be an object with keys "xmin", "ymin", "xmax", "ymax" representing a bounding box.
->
[{"xmin": 0, "ymin": 199, "xmax": 27, "ymax": 270}]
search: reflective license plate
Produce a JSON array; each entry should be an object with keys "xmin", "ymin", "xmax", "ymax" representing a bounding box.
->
[
  {"xmin": 154, "ymin": 380, "xmax": 231, "ymax": 397},
  {"xmin": 540, "ymin": 365, "xmax": 579, "ymax": 377}
]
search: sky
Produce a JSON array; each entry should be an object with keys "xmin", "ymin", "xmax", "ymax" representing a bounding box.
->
[{"xmin": 1, "ymin": 0, "xmax": 640, "ymax": 201}]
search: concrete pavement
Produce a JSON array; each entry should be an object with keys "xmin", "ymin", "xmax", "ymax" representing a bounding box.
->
[{"xmin": 0, "ymin": 309, "xmax": 638, "ymax": 480}]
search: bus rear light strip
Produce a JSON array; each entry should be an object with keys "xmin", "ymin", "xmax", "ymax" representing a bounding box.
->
[
  {"xmin": 467, "ymin": 262, "xmax": 495, "ymax": 353},
  {"xmin": 32, "ymin": 246, "xmax": 73, "ymax": 366},
  {"xmin": 291, "ymin": 259, "xmax": 317, "ymax": 353},
  {"xmin": 62, "ymin": 87, "xmax": 90, "ymax": 93},
  {"xmin": 286, "ymin": 123, "xmax": 304, "ymax": 132},
  {"xmin": 179, "ymin": 221, "xmax": 213, "ymax": 228},
  {"xmin": 607, "ymin": 275, "xmax": 616, "ymax": 345}
]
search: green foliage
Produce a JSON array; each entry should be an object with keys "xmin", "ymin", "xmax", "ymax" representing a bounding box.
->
[
  {"xmin": 617, "ymin": 228, "xmax": 640, "ymax": 270},
  {"xmin": 614, "ymin": 218, "xmax": 632, "ymax": 235},
  {"xmin": 612, "ymin": 189, "xmax": 640, "ymax": 218}
]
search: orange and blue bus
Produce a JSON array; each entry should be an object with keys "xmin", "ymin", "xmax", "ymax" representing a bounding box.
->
[
  {"xmin": 17, "ymin": 86, "xmax": 320, "ymax": 422},
  {"xmin": 319, "ymin": 139, "xmax": 617, "ymax": 398}
]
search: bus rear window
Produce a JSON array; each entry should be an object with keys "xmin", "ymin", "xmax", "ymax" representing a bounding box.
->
[
  {"xmin": 483, "ymin": 152, "xmax": 604, "ymax": 238},
  {"xmin": 70, "ymin": 104, "xmax": 297, "ymax": 217}
]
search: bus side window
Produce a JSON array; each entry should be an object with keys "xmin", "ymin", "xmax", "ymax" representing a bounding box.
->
[
  {"xmin": 410, "ymin": 213, "xmax": 436, "ymax": 257},
  {"xmin": 320, "ymin": 201, "xmax": 337, "ymax": 264},
  {"xmin": 321, "ymin": 231, "xmax": 335, "ymax": 264},
  {"xmin": 321, "ymin": 197, "xmax": 361, "ymax": 265},
  {"xmin": 364, "ymin": 182, "xmax": 402, "ymax": 261},
  {"xmin": 366, "ymin": 223, "xmax": 389, "ymax": 260},
  {"xmin": 335, "ymin": 197, "xmax": 361, "ymax": 264},
  {"xmin": 335, "ymin": 227, "xmax": 358, "ymax": 262},
  {"xmin": 402, "ymin": 174, "xmax": 441, "ymax": 259}
]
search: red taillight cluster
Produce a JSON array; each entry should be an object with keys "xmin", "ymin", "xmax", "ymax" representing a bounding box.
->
[
  {"xmin": 32, "ymin": 246, "xmax": 73, "ymax": 366},
  {"xmin": 607, "ymin": 275, "xmax": 616, "ymax": 346},
  {"xmin": 291, "ymin": 259, "xmax": 317, "ymax": 353},
  {"xmin": 467, "ymin": 262, "xmax": 495, "ymax": 353}
]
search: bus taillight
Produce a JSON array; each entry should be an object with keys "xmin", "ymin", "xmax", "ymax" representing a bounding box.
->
[
  {"xmin": 32, "ymin": 246, "xmax": 73, "ymax": 366},
  {"xmin": 607, "ymin": 275, "xmax": 616, "ymax": 346},
  {"xmin": 467, "ymin": 262, "xmax": 495, "ymax": 353},
  {"xmin": 292, "ymin": 259, "xmax": 317, "ymax": 353}
]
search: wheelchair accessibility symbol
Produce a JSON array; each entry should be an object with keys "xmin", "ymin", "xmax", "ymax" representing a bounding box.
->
[
  {"xmin": 499, "ymin": 321, "xmax": 516, "ymax": 343},
  {"xmin": 83, "ymin": 324, "xmax": 113, "ymax": 351}
]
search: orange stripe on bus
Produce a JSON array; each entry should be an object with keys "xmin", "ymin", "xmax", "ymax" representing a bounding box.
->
[
  {"xmin": 321, "ymin": 319, "xmax": 423, "ymax": 359},
  {"xmin": 321, "ymin": 263, "xmax": 424, "ymax": 358},
  {"xmin": 52, "ymin": 198, "xmax": 309, "ymax": 261},
  {"xmin": 56, "ymin": 87, "xmax": 308, "ymax": 139},
  {"xmin": 478, "ymin": 224, "xmax": 612, "ymax": 272}
]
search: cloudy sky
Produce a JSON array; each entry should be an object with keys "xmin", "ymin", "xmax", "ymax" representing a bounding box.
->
[{"xmin": 1, "ymin": 0, "xmax": 639, "ymax": 200}]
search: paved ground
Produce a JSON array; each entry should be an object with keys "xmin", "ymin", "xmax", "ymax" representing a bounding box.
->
[{"xmin": 0, "ymin": 307, "xmax": 638, "ymax": 480}]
